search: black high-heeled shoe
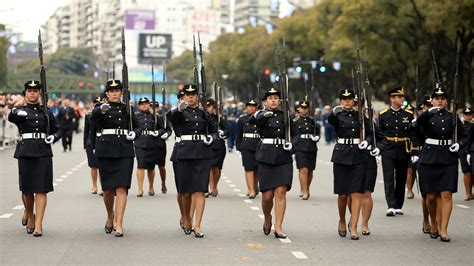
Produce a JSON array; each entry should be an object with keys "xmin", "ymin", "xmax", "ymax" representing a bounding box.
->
[
  {"xmin": 430, "ymin": 231, "xmax": 439, "ymax": 239},
  {"xmin": 350, "ymin": 234, "xmax": 359, "ymax": 240},
  {"xmin": 422, "ymin": 227, "xmax": 430, "ymax": 234},
  {"xmin": 115, "ymin": 231, "xmax": 124, "ymax": 237},
  {"xmin": 184, "ymin": 228, "xmax": 193, "ymax": 235},
  {"xmin": 105, "ymin": 226, "xmax": 113, "ymax": 234},
  {"xmin": 180, "ymin": 222, "xmax": 185, "ymax": 230},
  {"xmin": 440, "ymin": 236, "xmax": 451, "ymax": 242},
  {"xmin": 33, "ymin": 231, "xmax": 42, "ymax": 237},
  {"xmin": 338, "ymin": 230, "xmax": 347, "ymax": 237},
  {"xmin": 274, "ymin": 232, "xmax": 287, "ymax": 239},
  {"xmin": 26, "ymin": 227, "xmax": 34, "ymax": 234},
  {"xmin": 21, "ymin": 211, "xmax": 27, "ymax": 226},
  {"xmin": 263, "ymin": 226, "xmax": 271, "ymax": 235},
  {"xmin": 194, "ymin": 231, "xmax": 204, "ymax": 238},
  {"xmin": 362, "ymin": 230, "xmax": 371, "ymax": 236}
]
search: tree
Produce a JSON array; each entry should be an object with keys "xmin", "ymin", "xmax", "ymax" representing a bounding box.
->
[{"xmin": 0, "ymin": 24, "xmax": 8, "ymax": 88}]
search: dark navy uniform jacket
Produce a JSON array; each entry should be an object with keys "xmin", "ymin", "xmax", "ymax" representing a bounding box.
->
[
  {"xmin": 459, "ymin": 121, "xmax": 472, "ymax": 158},
  {"xmin": 8, "ymin": 103, "xmax": 62, "ymax": 158},
  {"xmin": 168, "ymin": 106, "xmax": 216, "ymax": 160},
  {"xmin": 251, "ymin": 109, "xmax": 294, "ymax": 165},
  {"xmin": 236, "ymin": 112, "xmax": 259, "ymax": 151},
  {"xmin": 133, "ymin": 110, "xmax": 172, "ymax": 149},
  {"xmin": 83, "ymin": 112, "xmax": 98, "ymax": 149},
  {"xmin": 209, "ymin": 113, "xmax": 229, "ymax": 150},
  {"xmin": 90, "ymin": 102, "xmax": 142, "ymax": 158},
  {"xmin": 378, "ymin": 107, "xmax": 417, "ymax": 159},
  {"xmin": 290, "ymin": 115, "xmax": 321, "ymax": 152},
  {"xmin": 328, "ymin": 109, "xmax": 373, "ymax": 165},
  {"xmin": 416, "ymin": 108, "xmax": 467, "ymax": 165},
  {"xmin": 57, "ymin": 106, "xmax": 76, "ymax": 129},
  {"xmin": 467, "ymin": 122, "xmax": 474, "ymax": 154},
  {"xmin": 167, "ymin": 107, "xmax": 181, "ymax": 163}
]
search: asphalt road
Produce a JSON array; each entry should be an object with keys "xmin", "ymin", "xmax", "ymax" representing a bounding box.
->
[{"xmin": 1, "ymin": 132, "xmax": 473, "ymax": 265}]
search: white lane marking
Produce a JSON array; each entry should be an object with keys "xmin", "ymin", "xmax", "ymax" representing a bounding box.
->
[
  {"xmin": 258, "ymin": 214, "xmax": 264, "ymax": 219},
  {"xmin": 0, "ymin": 213, "xmax": 13, "ymax": 219},
  {"xmin": 378, "ymin": 180, "xmax": 384, "ymax": 184},
  {"xmin": 56, "ymin": 179, "xmax": 63, "ymax": 182},
  {"xmin": 280, "ymin": 238, "xmax": 292, "ymax": 243},
  {"xmin": 67, "ymin": 171, "xmax": 73, "ymax": 175},
  {"xmin": 244, "ymin": 199, "xmax": 253, "ymax": 203},
  {"xmin": 317, "ymin": 159, "xmax": 324, "ymax": 163},
  {"xmin": 72, "ymin": 168, "xmax": 78, "ymax": 171},
  {"xmin": 456, "ymin": 204, "xmax": 470, "ymax": 209},
  {"xmin": 53, "ymin": 183, "xmax": 58, "ymax": 186},
  {"xmin": 238, "ymin": 193, "xmax": 246, "ymax": 197},
  {"xmin": 229, "ymin": 184, "xmax": 236, "ymax": 187},
  {"xmin": 323, "ymin": 162, "xmax": 330, "ymax": 165},
  {"xmin": 250, "ymin": 206, "xmax": 260, "ymax": 211},
  {"xmin": 225, "ymin": 180, "xmax": 232, "ymax": 183},
  {"xmin": 12, "ymin": 205, "xmax": 24, "ymax": 210},
  {"xmin": 60, "ymin": 175, "xmax": 68, "ymax": 178},
  {"xmin": 233, "ymin": 189, "xmax": 241, "ymax": 192},
  {"xmin": 291, "ymin": 251, "xmax": 308, "ymax": 259},
  {"xmin": 222, "ymin": 176, "xmax": 228, "ymax": 179}
]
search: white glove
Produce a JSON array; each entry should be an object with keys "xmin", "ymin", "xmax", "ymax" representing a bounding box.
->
[
  {"xmin": 203, "ymin": 135, "xmax": 213, "ymax": 145},
  {"xmin": 126, "ymin": 131, "xmax": 136, "ymax": 141},
  {"xmin": 283, "ymin": 142, "xmax": 292, "ymax": 151},
  {"xmin": 411, "ymin": 118, "xmax": 417, "ymax": 127},
  {"xmin": 311, "ymin": 135, "xmax": 320, "ymax": 142},
  {"xmin": 218, "ymin": 129, "xmax": 226, "ymax": 139},
  {"xmin": 100, "ymin": 103, "xmax": 111, "ymax": 112},
  {"xmin": 467, "ymin": 154, "xmax": 471, "ymax": 166},
  {"xmin": 411, "ymin": 155, "xmax": 419, "ymax": 163},
  {"xmin": 358, "ymin": 140, "xmax": 369, "ymax": 150},
  {"xmin": 160, "ymin": 132, "xmax": 169, "ymax": 140},
  {"xmin": 428, "ymin": 106, "xmax": 441, "ymax": 114},
  {"xmin": 449, "ymin": 143, "xmax": 459, "ymax": 153},
  {"xmin": 370, "ymin": 148, "xmax": 380, "ymax": 157},
  {"xmin": 292, "ymin": 154, "xmax": 296, "ymax": 160},
  {"xmin": 16, "ymin": 109, "xmax": 28, "ymax": 117},
  {"xmin": 332, "ymin": 105, "xmax": 343, "ymax": 114},
  {"xmin": 263, "ymin": 111, "xmax": 273, "ymax": 117},
  {"xmin": 178, "ymin": 101, "xmax": 188, "ymax": 112},
  {"xmin": 44, "ymin": 135, "xmax": 55, "ymax": 144},
  {"xmin": 151, "ymin": 131, "xmax": 159, "ymax": 137}
]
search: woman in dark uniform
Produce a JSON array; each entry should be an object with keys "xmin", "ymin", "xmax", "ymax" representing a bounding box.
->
[
  {"xmin": 416, "ymin": 85, "xmax": 467, "ymax": 242},
  {"xmin": 459, "ymin": 107, "xmax": 472, "ymax": 201},
  {"xmin": 236, "ymin": 99, "xmax": 260, "ymax": 198},
  {"xmin": 329, "ymin": 89, "xmax": 373, "ymax": 240},
  {"xmin": 168, "ymin": 84, "xmax": 215, "ymax": 238},
  {"xmin": 90, "ymin": 79, "xmax": 142, "ymax": 237},
  {"xmin": 84, "ymin": 96, "xmax": 102, "ymax": 195},
  {"xmin": 291, "ymin": 100, "xmax": 320, "ymax": 200},
  {"xmin": 252, "ymin": 88, "xmax": 294, "ymax": 239},
  {"xmin": 206, "ymin": 98, "xmax": 229, "ymax": 197},
  {"xmin": 134, "ymin": 97, "xmax": 171, "ymax": 197},
  {"xmin": 9, "ymin": 80, "xmax": 62, "ymax": 237}
]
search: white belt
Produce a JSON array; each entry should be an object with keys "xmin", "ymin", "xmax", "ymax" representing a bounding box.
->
[
  {"xmin": 261, "ymin": 138, "xmax": 285, "ymax": 145},
  {"xmin": 243, "ymin": 133, "xmax": 260, "ymax": 138},
  {"xmin": 336, "ymin": 138, "xmax": 360, "ymax": 145},
  {"xmin": 101, "ymin": 129, "xmax": 129, "ymax": 135},
  {"xmin": 425, "ymin": 138, "xmax": 453, "ymax": 146},
  {"xmin": 96, "ymin": 133, "xmax": 102, "ymax": 137},
  {"xmin": 180, "ymin": 134, "xmax": 206, "ymax": 141},
  {"xmin": 300, "ymin": 134, "xmax": 315, "ymax": 139},
  {"xmin": 21, "ymin": 133, "xmax": 47, "ymax": 139},
  {"xmin": 142, "ymin": 130, "xmax": 152, "ymax": 136},
  {"xmin": 175, "ymin": 137, "xmax": 181, "ymax": 143}
]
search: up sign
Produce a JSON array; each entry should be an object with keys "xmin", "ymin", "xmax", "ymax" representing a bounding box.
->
[{"xmin": 138, "ymin": 33, "xmax": 172, "ymax": 60}]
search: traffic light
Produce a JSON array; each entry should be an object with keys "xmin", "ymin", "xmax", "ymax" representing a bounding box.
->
[
  {"xmin": 264, "ymin": 69, "xmax": 271, "ymax": 75},
  {"xmin": 319, "ymin": 66, "xmax": 327, "ymax": 73},
  {"xmin": 295, "ymin": 66, "xmax": 303, "ymax": 73},
  {"xmin": 79, "ymin": 81, "xmax": 84, "ymax": 87}
]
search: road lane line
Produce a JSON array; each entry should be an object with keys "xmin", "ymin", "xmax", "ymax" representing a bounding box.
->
[
  {"xmin": 12, "ymin": 205, "xmax": 24, "ymax": 210},
  {"xmin": 229, "ymin": 184, "xmax": 236, "ymax": 187},
  {"xmin": 56, "ymin": 179, "xmax": 63, "ymax": 182},
  {"xmin": 233, "ymin": 189, "xmax": 241, "ymax": 192},
  {"xmin": 250, "ymin": 206, "xmax": 260, "ymax": 211},
  {"xmin": 222, "ymin": 176, "xmax": 228, "ymax": 179},
  {"xmin": 0, "ymin": 213, "xmax": 14, "ymax": 219},
  {"xmin": 291, "ymin": 251, "xmax": 308, "ymax": 259},
  {"xmin": 378, "ymin": 180, "xmax": 384, "ymax": 184},
  {"xmin": 456, "ymin": 204, "xmax": 470, "ymax": 209},
  {"xmin": 60, "ymin": 175, "xmax": 68, "ymax": 178},
  {"xmin": 279, "ymin": 238, "xmax": 292, "ymax": 243},
  {"xmin": 225, "ymin": 180, "xmax": 232, "ymax": 183},
  {"xmin": 238, "ymin": 193, "xmax": 246, "ymax": 197},
  {"xmin": 66, "ymin": 171, "xmax": 73, "ymax": 175},
  {"xmin": 243, "ymin": 199, "xmax": 252, "ymax": 203},
  {"xmin": 53, "ymin": 183, "xmax": 58, "ymax": 186},
  {"xmin": 258, "ymin": 214, "xmax": 264, "ymax": 219}
]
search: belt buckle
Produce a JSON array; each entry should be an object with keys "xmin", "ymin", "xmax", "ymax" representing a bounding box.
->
[
  {"xmin": 33, "ymin": 132, "xmax": 41, "ymax": 139},
  {"xmin": 440, "ymin": 139, "xmax": 447, "ymax": 145},
  {"xmin": 192, "ymin": 135, "xmax": 198, "ymax": 141},
  {"xmin": 116, "ymin": 129, "xmax": 124, "ymax": 135}
]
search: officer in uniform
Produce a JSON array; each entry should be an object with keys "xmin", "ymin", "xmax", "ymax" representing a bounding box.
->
[
  {"xmin": 459, "ymin": 107, "xmax": 472, "ymax": 200},
  {"xmin": 415, "ymin": 84, "xmax": 467, "ymax": 242},
  {"xmin": 225, "ymin": 101, "xmax": 239, "ymax": 152},
  {"xmin": 84, "ymin": 96, "xmax": 102, "ymax": 195},
  {"xmin": 168, "ymin": 84, "xmax": 216, "ymax": 238},
  {"xmin": 9, "ymin": 80, "xmax": 62, "ymax": 237},
  {"xmin": 206, "ymin": 98, "xmax": 229, "ymax": 197},
  {"xmin": 236, "ymin": 99, "xmax": 260, "ymax": 198},
  {"xmin": 91, "ymin": 79, "xmax": 142, "ymax": 237},
  {"xmin": 133, "ymin": 97, "xmax": 171, "ymax": 197},
  {"xmin": 291, "ymin": 100, "xmax": 320, "ymax": 200},
  {"xmin": 252, "ymin": 88, "xmax": 294, "ymax": 239},
  {"xmin": 329, "ymin": 89, "xmax": 376, "ymax": 240},
  {"xmin": 378, "ymin": 86, "xmax": 417, "ymax": 216},
  {"xmin": 57, "ymin": 99, "xmax": 76, "ymax": 152}
]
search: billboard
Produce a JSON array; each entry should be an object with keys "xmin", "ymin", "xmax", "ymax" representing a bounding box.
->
[
  {"xmin": 138, "ymin": 33, "xmax": 172, "ymax": 62},
  {"xmin": 125, "ymin": 10, "xmax": 155, "ymax": 30}
]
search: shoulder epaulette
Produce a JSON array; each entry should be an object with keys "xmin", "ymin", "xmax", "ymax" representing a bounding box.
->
[
  {"xmin": 292, "ymin": 117, "xmax": 300, "ymax": 122},
  {"xmin": 403, "ymin": 108, "xmax": 413, "ymax": 114},
  {"xmin": 379, "ymin": 108, "xmax": 388, "ymax": 115}
]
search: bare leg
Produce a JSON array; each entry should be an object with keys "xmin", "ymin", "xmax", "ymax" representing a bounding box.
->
[
  {"xmin": 177, "ymin": 193, "xmax": 185, "ymax": 226},
  {"xmin": 422, "ymin": 197, "xmax": 430, "ymax": 231},
  {"xmin": 34, "ymin": 193, "xmax": 47, "ymax": 233},
  {"xmin": 338, "ymin": 194, "xmax": 348, "ymax": 231},
  {"xmin": 361, "ymin": 191, "xmax": 373, "ymax": 232},
  {"xmin": 273, "ymin": 186, "xmax": 287, "ymax": 235},
  {"xmin": 102, "ymin": 190, "xmax": 115, "ymax": 227},
  {"xmin": 436, "ymin": 195, "xmax": 442, "ymax": 232},
  {"xmin": 23, "ymin": 193, "xmax": 34, "ymax": 229},
  {"xmin": 114, "ymin": 187, "xmax": 128, "ymax": 233},
  {"xmin": 147, "ymin": 169, "xmax": 155, "ymax": 194},
  {"xmin": 158, "ymin": 166, "xmax": 167, "ymax": 193},
  {"xmin": 307, "ymin": 170, "xmax": 314, "ymax": 194},
  {"xmin": 406, "ymin": 167, "xmax": 415, "ymax": 198},
  {"xmin": 350, "ymin": 192, "xmax": 362, "ymax": 237},
  {"xmin": 136, "ymin": 168, "xmax": 145, "ymax": 195},
  {"xmin": 254, "ymin": 170, "xmax": 260, "ymax": 193},
  {"xmin": 245, "ymin": 171, "xmax": 253, "ymax": 195},
  {"xmin": 426, "ymin": 193, "xmax": 438, "ymax": 233},
  {"xmin": 209, "ymin": 167, "xmax": 219, "ymax": 193},
  {"xmin": 299, "ymin": 168, "xmax": 309, "ymax": 198},
  {"xmin": 261, "ymin": 189, "xmax": 274, "ymax": 229},
  {"xmin": 91, "ymin": 167, "xmax": 98, "ymax": 193},
  {"xmin": 439, "ymin": 191, "xmax": 453, "ymax": 238},
  {"xmin": 464, "ymin": 173, "xmax": 473, "ymax": 200},
  {"xmin": 192, "ymin": 192, "xmax": 206, "ymax": 233},
  {"xmin": 182, "ymin": 193, "xmax": 192, "ymax": 229}
]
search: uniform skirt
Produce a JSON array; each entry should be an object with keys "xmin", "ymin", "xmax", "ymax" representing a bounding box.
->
[
  {"xmin": 98, "ymin": 157, "xmax": 134, "ymax": 190},
  {"xmin": 295, "ymin": 151, "xmax": 317, "ymax": 170},
  {"xmin": 176, "ymin": 159, "xmax": 211, "ymax": 193},
  {"xmin": 258, "ymin": 162, "xmax": 293, "ymax": 192},
  {"xmin": 459, "ymin": 155, "xmax": 471, "ymax": 173},
  {"xmin": 172, "ymin": 162, "xmax": 180, "ymax": 193},
  {"xmin": 210, "ymin": 147, "xmax": 226, "ymax": 169},
  {"xmin": 85, "ymin": 146, "xmax": 99, "ymax": 168},
  {"xmin": 419, "ymin": 163, "xmax": 458, "ymax": 194},
  {"xmin": 333, "ymin": 163, "xmax": 366, "ymax": 195},
  {"xmin": 135, "ymin": 147, "xmax": 166, "ymax": 169},
  {"xmin": 240, "ymin": 149, "xmax": 258, "ymax": 171},
  {"xmin": 18, "ymin": 157, "xmax": 53, "ymax": 194},
  {"xmin": 365, "ymin": 157, "xmax": 377, "ymax": 192}
]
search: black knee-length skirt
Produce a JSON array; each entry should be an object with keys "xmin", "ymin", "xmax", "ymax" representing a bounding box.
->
[
  {"xmin": 333, "ymin": 163, "xmax": 366, "ymax": 195},
  {"xmin": 98, "ymin": 157, "xmax": 134, "ymax": 190},
  {"xmin": 258, "ymin": 162, "xmax": 293, "ymax": 192},
  {"xmin": 295, "ymin": 151, "xmax": 317, "ymax": 170},
  {"xmin": 172, "ymin": 161, "xmax": 180, "ymax": 193},
  {"xmin": 419, "ymin": 163, "xmax": 458, "ymax": 194},
  {"xmin": 241, "ymin": 149, "xmax": 258, "ymax": 171},
  {"xmin": 176, "ymin": 159, "xmax": 211, "ymax": 193},
  {"xmin": 365, "ymin": 157, "xmax": 377, "ymax": 192},
  {"xmin": 135, "ymin": 147, "xmax": 166, "ymax": 169},
  {"xmin": 459, "ymin": 155, "xmax": 471, "ymax": 173},
  {"xmin": 18, "ymin": 157, "xmax": 54, "ymax": 194},
  {"xmin": 85, "ymin": 146, "xmax": 99, "ymax": 168},
  {"xmin": 210, "ymin": 147, "xmax": 226, "ymax": 169}
]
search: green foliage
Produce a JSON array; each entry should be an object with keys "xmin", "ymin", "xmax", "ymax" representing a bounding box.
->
[{"xmin": 0, "ymin": 24, "xmax": 8, "ymax": 88}]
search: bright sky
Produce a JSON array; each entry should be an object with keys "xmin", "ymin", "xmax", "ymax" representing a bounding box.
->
[{"xmin": 0, "ymin": 0, "xmax": 67, "ymax": 42}]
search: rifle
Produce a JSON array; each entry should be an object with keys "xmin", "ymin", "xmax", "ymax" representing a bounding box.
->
[
  {"xmin": 112, "ymin": 61, "xmax": 115, "ymax": 80},
  {"xmin": 192, "ymin": 35, "xmax": 199, "ymax": 89},
  {"xmin": 355, "ymin": 36, "xmax": 365, "ymax": 141},
  {"xmin": 151, "ymin": 63, "xmax": 157, "ymax": 131},
  {"xmin": 362, "ymin": 47, "xmax": 376, "ymax": 148},
  {"xmin": 212, "ymin": 67, "xmax": 220, "ymax": 131},
  {"xmin": 106, "ymin": 67, "xmax": 110, "ymax": 81},
  {"xmin": 257, "ymin": 71, "xmax": 262, "ymax": 107},
  {"xmin": 38, "ymin": 30, "xmax": 50, "ymax": 135},
  {"xmin": 431, "ymin": 49, "xmax": 442, "ymax": 86},
  {"xmin": 280, "ymin": 38, "xmax": 291, "ymax": 144},
  {"xmin": 121, "ymin": 27, "xmax": 132, "ymax": 131},
  {"xmin": 197, "ymin": 32, "xmax": 209, "ymax": 135},
  {"xmin": 414, "ymin": 65, "xmax": 419, "ymax": 118},
  {"xmin": 162, "ymin": 63, "xmax": 167, "ymax": 129},
  {"xmin": 453, "ymin": 39, "xmax": 461, "ymax": 143},
  {"xmin": 309, "ymin": 68, "xmax": 315, "ymax": 117}
]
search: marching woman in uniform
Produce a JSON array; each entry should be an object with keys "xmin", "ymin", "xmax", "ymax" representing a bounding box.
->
[
  {"xmin": 329, "ymin": 89, "xmax": 373, "ymax": 240},
  {"xmin": 91, "ymin": 79, "xmax": 142, "ymax": 237},
  {"xmin": 459, "ymin": 107, "xmax": 472, "ymax": 201},
  {"xmin": 134, "ymin": 97, "xmax": 171, "ymax": 197},
  {"xmin": 206, "ymin": 98, "xmax": 229, "ymax": 197},
  {"xmin": 9, "ymin": 80, "xmax": 62, "ymax": 237},
  {"xmin": 169, "ymin": 84, "xmax": 215, "ymax": 238},
  {"xmin": 84, "ymin": 96, "xmax": 102, "ymax": 195},
  {"xmin": 236, "ymin": 99, "xmax": 260, "ymax": 198},
  {"xmin": 291, "ymin": 100, "xmax": 320, "ymax": 200},
  {"xmin": 415, "ymin": 85, "xmax": 467, "ymax": 242},
  {"xmin": 252, "ymin": 88, "xmax": 294, "ymax": 239}
]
